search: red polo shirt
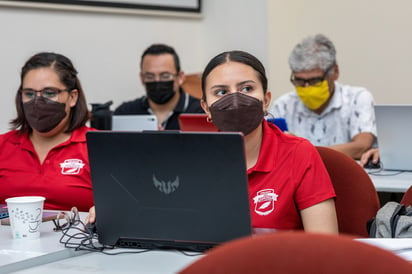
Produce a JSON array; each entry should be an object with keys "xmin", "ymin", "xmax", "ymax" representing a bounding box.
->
[
  {"xmin": 0, "ymin": 126, "xmax": 94, "ymax": 211},
  {"xmin": 248, "ymin": 121, "xmax": 335, "ymax": 230}
]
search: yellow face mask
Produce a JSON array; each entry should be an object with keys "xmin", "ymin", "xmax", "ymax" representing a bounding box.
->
[{"xmin": 295, "ymin": 80, "xmax": 330, "ymax": 110}]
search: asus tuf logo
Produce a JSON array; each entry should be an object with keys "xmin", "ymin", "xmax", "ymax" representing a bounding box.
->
[{"xmin": 153, "ymin": 175, "xmax": 180, "ymax": 194}]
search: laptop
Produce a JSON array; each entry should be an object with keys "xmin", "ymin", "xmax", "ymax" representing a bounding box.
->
[
  {"xmin": 375, "ymin": 104, "xmax": 412, "ymax": 171},
  {"xmin": 178, "ymin": 114, "xmax": 219, "ymax": 132},
  {"xmin": 86, "ymin": 131, "xmax": 251, "ymax": 252},
  {"xmin": 111, "ymin": 115, "xmax": 158, "ymax": 131}
]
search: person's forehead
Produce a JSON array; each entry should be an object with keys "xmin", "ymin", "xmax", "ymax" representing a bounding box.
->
[
  {"xmin": 141, "ymin": 53, "xmax": 175, "ymax": 72},
  {"xmin": 22, "ymin": 67, "xmax": 63, "ymax": 88},
  {"xmin": 207, "ymin": 62, "xmax": 259, "ymax": 85}
]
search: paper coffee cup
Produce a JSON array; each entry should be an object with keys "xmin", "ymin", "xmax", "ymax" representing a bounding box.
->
[{"xmin": 5, "ymin": 196, "xmax": 45, "ymax": 239}]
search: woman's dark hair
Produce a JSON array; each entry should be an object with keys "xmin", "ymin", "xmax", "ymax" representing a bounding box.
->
[
  {"xmin": 10, "ymin": 52, "xmax": 89, "ymax": 133},
  {"xmin": 201, "ymin": 50, "xmax": 268, "ymax": 100}
]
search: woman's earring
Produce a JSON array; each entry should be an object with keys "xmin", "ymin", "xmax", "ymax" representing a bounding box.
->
[{"xmin": 206, "ymin": 116, "xmax": 213, "ymax": 123}]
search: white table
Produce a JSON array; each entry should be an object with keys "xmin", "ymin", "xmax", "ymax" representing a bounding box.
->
[
  {"xmin": 0, "ymin": 211, "xmax": 88, "ymax": 274},
  {"xmin": 367, "ymin": 170, "xmax": 412, "ymax": 193},
  {"xmin": 11, "ymin": 248, "xmax": 200, "ymax": 274},
  {"xmin": 0, "ymin": 211, "xmax": 200, "ymax": 274},
  {"xmin": 358, "ymin": 238, "xmax": 412, "ymax": 262}
]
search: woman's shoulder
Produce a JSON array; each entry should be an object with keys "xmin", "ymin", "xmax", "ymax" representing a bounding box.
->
[
  {"xmin": 265, "ymin": 122, "xmax": 318, "ymax": 159},
  {"xmin": 81, "ymin": 125, "xmax": 97, "ymax": 131},
  {"xmin": 265, "ymin": 121, "xmax": 311, "ymax": 146},
  {"xmin": 0, "ymin": 130, "xmax": 24, "ymax": 146},
  {"xmin": 0, "ymin": 129, "xmax": 22, "ymax": 140},
  {"xmin": 70, "ymin": 126, "xmax": 97, "ymax": 142},
  {"xmin": 75, "ymin": 125, "xmax": 97, "ymax": 133}
]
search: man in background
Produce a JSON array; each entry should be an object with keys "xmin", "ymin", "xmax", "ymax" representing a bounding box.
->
[
  {"xmin": 115, "ymin": 44, "xmax": 203, "ymax": 129},
  {"xmin": 269, "ymin": 34, "xmax": 376, "ymax": 159}
]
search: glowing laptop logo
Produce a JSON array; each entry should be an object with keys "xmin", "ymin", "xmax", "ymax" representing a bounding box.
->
[{"xmin": 153, "ymin": 175, "xmax": 180, "ymax": 194}]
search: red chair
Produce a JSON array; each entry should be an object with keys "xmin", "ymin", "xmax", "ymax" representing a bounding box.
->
[
  {"xmin": 179, "ymin": 232, "xmax": 412, "ymax": 274},
  {"xmin": 401, "ymin": 186, "xmax": 412, "ymax": 206},
  {"xmin": 316, "ymin": 146, "xmax": 380, "ymax": 237}
]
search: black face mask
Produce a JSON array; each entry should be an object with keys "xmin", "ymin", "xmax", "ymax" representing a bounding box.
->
[
  {"xmin": 209, "ymin": 92, "xmax": 264, "ymax": 136},
  {"xmin": 23, "ymin": 96, "xmax": 67, "ymax": 133},
  {"xmin": 145, "ymin": 81, "xmax": 175, "ymax": 104}
]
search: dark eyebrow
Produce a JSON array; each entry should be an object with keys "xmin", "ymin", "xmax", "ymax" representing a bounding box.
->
[
  {"xmin": 211, "ymin": 80, "xmax": 256, "ymax": 90},
  {"xmin": 144, "ymin": 71, "xmax": 175, "ymax": 74},
  {"xmin": 210, "ymin": 84, "xmax": 228, "ymax": 90},
  {"xmin": 236, "ymin": 80, "xmax": 256, "ymax": 88},
  {"xmin": 21, "ymin": 86, "xmax": 62, "ymax": 91}
]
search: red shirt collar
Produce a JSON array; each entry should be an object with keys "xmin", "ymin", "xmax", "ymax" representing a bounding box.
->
[
  {"xmin": 248, "ymin": 120, "xmax": 282, "ymax": 174},
  {"xmin": 11, "ymin": 126, "xmax": 92, "ymax": 152}
]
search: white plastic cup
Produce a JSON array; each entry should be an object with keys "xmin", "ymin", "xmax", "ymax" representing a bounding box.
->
[{"xmin": 5, "ymin": 196, "xmax": 45, "ymax": 239}]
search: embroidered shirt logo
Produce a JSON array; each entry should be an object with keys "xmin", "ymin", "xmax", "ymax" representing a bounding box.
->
[
  {"xmin": 253, "ymin": 189, "xmax": 278, "ymax": 216},
  {"xmin": 60, "ymin": 159, "xmax": 85, "ymax": 175},
  {"xmin": 153, "ymin": 175, "xmax": 179, "ymax": 194}
]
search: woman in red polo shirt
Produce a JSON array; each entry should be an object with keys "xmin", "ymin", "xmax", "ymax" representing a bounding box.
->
[
  {"xmin": 199, "ymin": 50, "xmax": 338, "ymax": 233},
  {"xmin": 0, "ymin": 52, "xmax": 94, "ymax": 212}
]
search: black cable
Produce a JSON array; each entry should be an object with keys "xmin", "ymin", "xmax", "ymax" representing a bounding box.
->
[
  {"xmin": 367, "ymin": 162, "xmax": 406, "ymax": 176},
  {"xmin": 367, "ymin": 161, "xmax": 407, "ymax": 176},
  {"xmin": 57, "ymin": 220, "xmax": 203, "ymax": 256}
]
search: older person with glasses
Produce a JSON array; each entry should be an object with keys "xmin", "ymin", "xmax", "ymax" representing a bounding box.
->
[
  {"xmin": 114, "ymin": 43, "xmax": 204, "ymax": 130},
  {"xmin": 0, "ymin": 52, "xmax": 94, "ymax": 212},
  {"xmin": 269, "ymin": 34, "xmax": 377, "ymax": 160}
]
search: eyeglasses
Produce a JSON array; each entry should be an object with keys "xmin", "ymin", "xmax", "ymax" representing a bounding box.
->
[
  {"xmin": 20, "ymin": 87, "xmax": 70, "ymax": 101},
  {"xmin": 142, "ymin": 72, "xmax": 177, "ymax": 82},
  {"xmin": 290, "ymin": 67, "xmax": 332, "ymax": 87},
  {"xmin": 53, "ymin": 207, "xmax": 80, "ymax": 231}
]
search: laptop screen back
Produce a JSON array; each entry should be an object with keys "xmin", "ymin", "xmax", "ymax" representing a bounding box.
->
[
  {"xmin": 86, "ymin": 131, "xmax": 251, "ymax": 251},
  {"xmin": 375, "ymin": 104, "xmax": 412, "ymax": 171},
  {"xmin": 112, "ymin": 115, "xmax": 158, "ymax": 131}
]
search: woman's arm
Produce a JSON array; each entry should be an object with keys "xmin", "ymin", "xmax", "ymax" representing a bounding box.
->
[{"xmin": 300, "ymin": 199, "xmax": 338, "ymax": 234}]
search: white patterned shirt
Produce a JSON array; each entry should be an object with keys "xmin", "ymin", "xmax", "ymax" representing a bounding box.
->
[{"xmin": 269, "ymin": 82, "xmax": 377, "ymax": 146}]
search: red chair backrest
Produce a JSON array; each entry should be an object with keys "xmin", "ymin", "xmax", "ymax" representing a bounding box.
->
[
  {"xmin": 401, "ymin": 186, "xmax": 412, "ymax": 206},
  {"xmin": 316, "ymin": 146, "xmax": 380, "ymax": 237},
  {"xmin": 179, "ymin": 232, "xmax": 412, "ymax": 274}
]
